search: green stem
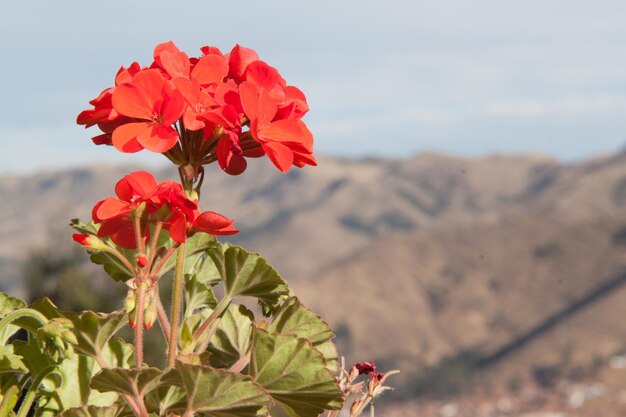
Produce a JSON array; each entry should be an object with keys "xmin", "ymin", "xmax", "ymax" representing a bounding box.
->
[
  {"xmin": 0, "ymin": 384, "xmax": 19, "ymax": 417},
  {"xmin": 192, "ymin": 294, "xmax": 233, "ymax": 348},
  {"xmin": 134, "ymin": 284, "xmax": 146, "ymax": 368},
  {"xmin": 156, "ymin": 294, "xmax": 171, "ymax": 342},
  {"xmin": 16, "ymin": 365, "xmax": 63, "ymax": 417},
  {"xmin": 167, "ymin": 243, "xmax": 186, "ymax": 367},
  {"xmin": 0, "ymin": 308, "xmax": 48, "ymax": 335}
]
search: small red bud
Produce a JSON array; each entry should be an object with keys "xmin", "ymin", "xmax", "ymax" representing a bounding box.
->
[
  {"xmin": 128, "ymin": 315, "xmax": 136, "ymax": 329},
  {"xmin": 137, "ymin": 256, "xmax": 149, "ymax": 268}
]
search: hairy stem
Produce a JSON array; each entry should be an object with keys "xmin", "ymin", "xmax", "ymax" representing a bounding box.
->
[
  {"xmin": 229, "ymin": 352, "xmax": 251, "ymax": 373},
  {"xmin": 0, "ymin": 308, "xmax": 48, "ymax": 335},
  {"xmin": 167, "ymin": 243, "xmax": 186, "ymax": 367},
  {"xmin": 156, "ymin": 294, "xmax": 171, "ymax": 342},
  {"xmin": 134, "ymin": 284, "xmax": 146, "ymax": 368},
  {"xmin": 152, "ymin": 243, "xmax": 181, "ymax": 277},
  {"xmin": 192, "ymin": 294, "xmax": 233, "ymax": 347},
  {"xmin": 147, "ymin": 220, "xmax": 163, "ymax": 269}
]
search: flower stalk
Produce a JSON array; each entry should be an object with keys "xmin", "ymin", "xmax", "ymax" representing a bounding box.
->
[{"xmin": 167, "ymin": 242, "xmax": 186, "ymax": 367}]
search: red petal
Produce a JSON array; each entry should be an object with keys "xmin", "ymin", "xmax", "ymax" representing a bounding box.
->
[
  {"xmin": 112, "ymin": 123, "xmax": 150, "ymax": 153},
  {"xmin": 239, "ymin": 81, "xmax": 260, "ymax": 122},
  {"xmin": 94, "ymin": 198, "xmax": 132, "ymax": 221},
  {"xmin": 132, "ymin": 69, "xmax": 167, "ymax": 111},
  {"xmin": 160, "ymin": 88, "xmax": 185, "ymax": 125},
  {"xmin": 153, "ymin": 41, "xmax": 181, "ymax": 59},
  {"xmin": 262, "ymin": 141, "xmax": 294, "ymax": 172},
  {"xmin": 258, "ymin": 119, "xmax": 307, "ymax": 144},
  {"xmin": 137, "ymin": 124, "xmax": 179, "ymax": 153},
  {"xmin": 192, "ymin": 54, "xmax": 228, "ymax": 85},
  {"xmin": 112, "ymin": 84, "xmax": 153, "ymax": 120},
  {"xmin": 92, "ymin": 134, "xmax": 112, "ymax": 146},
  {"xmin": 160, "ymin": 50, "xmax": 190, "ymax": 79},
  {"xmin": 98, "ymin": 217, "xmax": 137, "ymax": 249},
  {"xmin": 245, "ymin": 61, "xmax": 281, "ymax": 90},
  {"xmin": 193, "ymin": 211, "xmax": 238, "ymax": 235},
  {"xmin": 228, "ymin": 44, "xmax": 259, "ymax": 82},
  {"xmin": 115, "ymin": 171, "xmax": 158, "ymax": 201},
  {"xmin": 167, "ymin": 210, "xmax": 188, "ymax": 243}
]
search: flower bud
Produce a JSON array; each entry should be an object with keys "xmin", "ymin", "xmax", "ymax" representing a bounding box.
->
[
  {"xmin": 72, "ymin": 233, "xmax": 109, "ymax": 251},
  {"xmin": 124, "ymin": 289, "xmax": 137, "ymax": 313},
  {"xmin": 143, "ymin": 286, "xmax": 158, "ymax": 330},
  {"xmin": 36, "ymin": 318, "xmax": 76, "ymax": 360},
  {"xmin": 137, "ymin": 255, "xmax": 149, "ymax": 268}
]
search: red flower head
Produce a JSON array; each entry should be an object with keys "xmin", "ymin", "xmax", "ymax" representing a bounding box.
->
[
  {"xmin": 78, "ymin": 41, "xmax": 317, "ymax": 176},
  {"xmin": 91, "ymin": 171, "xmax": 238, "ymax": 249},
  {"xmin": 92, "ymin": 171, "xmax": 159, "ymax": 248}
]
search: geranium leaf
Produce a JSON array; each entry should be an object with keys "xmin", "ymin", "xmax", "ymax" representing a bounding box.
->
[
  {"xmin": 70, "ymin": 219, "xmax": 134, "ymax": 282},
  {"xmin": 185, "ymin": 251, "xmax": 222, "ymax": 287},
  {"xmin": 158, "ymin": 232, "xmax": 218, "ymax": 277},
  {"xmin": 59, "ymin": 404, "xmax": 126, "ymax": 417},
  {"xmin": 0, "ymin": 292, "xmax": 34, "ymax": 344},
  {"xmin": 0, "ymin": 292, "xmax": 26, "ymax": 317},
  {"xmin": 62, "ymin": 310, "xmax": 128, "ymax": 362},
  {"xmin": 269, "ymin": 297, "xmax": 338, "ymax": 373},
  {"xmin": 0, "ymin": 345, "xmax": 27, "ymax": 374},
  {"xmin": 12, "ymin": 338, "xmax": 117, "ymax": 417},
  {"xmin": 206, "ymin": 243, "xmax": 289, "ymax": 315},
  {"xmin": 184, "ymin": 274, "xmax": 218, "ymax": 317},
  {"xmin": 206, "ymin": 304, "xmax": 254, "ymax": 369},
  {"xmin": 90, "ymin": 367, "xmax": 167, "ymax": 399},
  {"xmin": 168, "ymin": 362, "xmax": 271, "ymax": 417},
  {"xmin": 250, "ymin": 329, "xmax": 343, "ymax": 417}
]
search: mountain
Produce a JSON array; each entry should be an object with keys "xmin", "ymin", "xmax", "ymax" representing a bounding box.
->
[{"xmin": 2, "ymin": 151, "xmax": 626, "ymax": 394}]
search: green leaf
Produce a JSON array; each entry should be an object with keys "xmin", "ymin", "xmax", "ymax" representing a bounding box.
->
[
  {"xmin": 59, "ymin": 404, "xmax": 126, "ymax": 417},
  {"xmin": 63, "ymin": 310, "xmax": 128, "ymax": 362},
  {"xmin": 250, "ymin": 329, "xmax": 343, "ymax": 417},
  {"xmin": 144, "ymin": 383, "xmax": 186, "ymax": 417},
  {"xmin": 0, "ymin": 377, "xmax": 20, "ymax": 417},
  {"xmin": 184, "ymin": 274, "xmax": 218, "ymax": 317},
  {"xmin": 207, "ymin": 244, "xmax": 289, "ymax": 315},
  {"xmin": 90, "ymin": 367, "xmax": 167, "ymax": 399},
  {"xmin": 0, "ymin": 292, "xmax": 31, "ymax": 344},
  {"xmin": 169, "ymin": 362, "xmax": 271, "ymax": 417},
  {"xmin": 206, "ymin": 304, "xmax": 254, "ymax": 369},
  {"xmin": 158, "ymin": 232, "xmax": 218, "ymax": 277},
  {"xmin": 269, "ymin": 297, "xmax": 338, "ymax": 373},
  {"xmin": 71, "ymin": 219, "xmax": 134, "ymax": 282},
  {"xmin": 185, "ymin": 251, "xmax": 222, "ymax": 287},
  {"xmin": 0, "ymin": 345, "xmax": 27, "ymax": 374},
  {"xmin": 0, "ymin": 292, "xmax": 26, "ymax": 317},
  {"xmin": 13, "ymin": 337, "xmax": 121, "ymax": 417}
]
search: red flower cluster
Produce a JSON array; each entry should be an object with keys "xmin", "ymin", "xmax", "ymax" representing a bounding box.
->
[
  {"xmin": 76, "ymin": 171, "xmax": 237, "ymax": 249},
  {"xmin": 77, "ymin": 41, "xmax": 316, "ymax": 175}
]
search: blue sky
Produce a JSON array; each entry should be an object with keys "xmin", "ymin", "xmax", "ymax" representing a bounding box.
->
[{"xmin": 2, "ymin": 1, "xmax": 626, "ymax": 173}]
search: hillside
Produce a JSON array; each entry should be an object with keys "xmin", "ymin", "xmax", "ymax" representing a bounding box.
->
[{"xmin": 2, "ymin": 151, "xmax": 626, "ymax": 400}]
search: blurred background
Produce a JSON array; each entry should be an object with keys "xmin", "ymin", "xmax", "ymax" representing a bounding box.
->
[{"xmin": 3, "ymin": 1, "xmax": 626, "ymax": 415}]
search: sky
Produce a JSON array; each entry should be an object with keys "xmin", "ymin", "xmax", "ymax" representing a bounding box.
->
[{"xmin": 2, "ymin": 1, "xmax": 626, "ymax": 173}]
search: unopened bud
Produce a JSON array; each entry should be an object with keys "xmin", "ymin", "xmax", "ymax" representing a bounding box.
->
[
  {"xmin": 143, "ymin": 287, "xmax": 158, "ymax": 330},
  {"xmin": 72, "ymin": 234, "xmax": 109, "ymax": 251},
  {"xmin": 137, "ymin": 255, "xmax": 149, "ymax": 268},
  {"xmin": 124, "ymin": 289, "xmax": 137, "ymax": 314}
]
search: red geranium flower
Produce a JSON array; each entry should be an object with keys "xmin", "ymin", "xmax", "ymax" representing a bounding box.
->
[{"xmin": 111, "ymin": 69, "xmax": 185, "ymax": 153}]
